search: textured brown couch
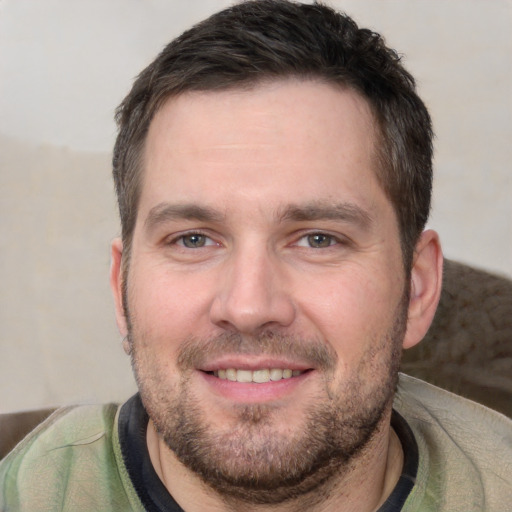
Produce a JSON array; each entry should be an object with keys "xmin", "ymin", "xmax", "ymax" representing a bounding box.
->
[
  {"xmin": 401, "ymin": 258, "xmax": 512, "ymax": 418},
  {"xmin": 1, "ymin": 259, "xmax": 511, "ymax": 459}
]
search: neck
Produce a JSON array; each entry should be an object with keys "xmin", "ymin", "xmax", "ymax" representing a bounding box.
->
[{"xmin": 146, "ymin": 410, "xmax": 404, "ymax": 512}]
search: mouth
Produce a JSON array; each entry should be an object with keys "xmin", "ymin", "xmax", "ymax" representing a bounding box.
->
[
  {"xmin": 207, "ymin": 368, "xmax": 308, "ymax": 383},
  {"xmin": 198, "ymin": 362, "xmax": 314, "ymax": 403}
]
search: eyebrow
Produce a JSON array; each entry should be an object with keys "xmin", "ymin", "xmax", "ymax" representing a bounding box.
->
[
  {"xmin": 144, "ymin": 203, "xmax": 225, "ymax": 231},
  {"xmin": 144, "ymin": 200, "xmax": 373, "ymax": 232},
  {"xmin": 278, "ymin": 202, "xmax": 373, "ymax": 229}
]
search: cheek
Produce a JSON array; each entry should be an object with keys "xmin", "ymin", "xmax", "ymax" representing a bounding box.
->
[
  {"xmin": 296, "ymin": 266, "xmax": 402, "ymax": 361},
  {"xmin": 127, "ymin": 265, "xmax": 215, "ymax": 350}
]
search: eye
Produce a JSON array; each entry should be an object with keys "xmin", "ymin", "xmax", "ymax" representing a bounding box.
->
[
  {"xmin": 297, "ymin": 233, "xmax": 338, "ymax": 248},
  {"xmin": 177, "ymin": 233, "xmax": 216, "ymax": 248}
]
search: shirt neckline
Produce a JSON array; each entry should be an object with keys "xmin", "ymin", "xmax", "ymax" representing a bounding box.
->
[{"xmin": 118, "ymin": 394, "xmax": 419, "ymax": 512}]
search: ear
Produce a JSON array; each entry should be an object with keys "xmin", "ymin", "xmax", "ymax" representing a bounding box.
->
[
  {"xmin": 110, "ymin": 238, "xmax": 130, "ymax": 353},
  {"xmin": 402, "ymin": 229, "xmax": 443, "ymax": 350}
]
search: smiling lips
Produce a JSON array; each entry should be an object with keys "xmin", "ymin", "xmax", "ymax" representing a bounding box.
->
[{"xmin": 212, "ymin": 368, "xmax": 305, "ymax": 383}]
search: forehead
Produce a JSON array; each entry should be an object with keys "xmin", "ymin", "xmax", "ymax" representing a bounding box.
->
[{"xmin": 140, "ymin": 80, "xmax": 386, "ymax": 219}]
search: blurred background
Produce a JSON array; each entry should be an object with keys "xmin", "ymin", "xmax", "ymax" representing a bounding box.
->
[{"xmin": 1, "ymin": 0, "xmax": 511, "ymax": 412}]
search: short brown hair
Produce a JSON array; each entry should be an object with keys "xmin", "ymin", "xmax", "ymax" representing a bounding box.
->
[{"xmin": 113, "ymin": 0, "xmax": 433, "ymax": 271}]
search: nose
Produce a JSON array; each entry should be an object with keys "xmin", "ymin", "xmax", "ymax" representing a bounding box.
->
[{"xmin": 209, "ymin": 245, "xmax": 296, "ymax": 334}]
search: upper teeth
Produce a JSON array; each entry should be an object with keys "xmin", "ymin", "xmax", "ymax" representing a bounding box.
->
[{"xmin": 214, "ymin": 368, "xmax": 303, "ymax": 383}]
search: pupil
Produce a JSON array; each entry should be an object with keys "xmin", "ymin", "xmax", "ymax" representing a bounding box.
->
[
  {"xmin": 309, "ymin": 234, "xmax": 330, "ymax": 248},
  {"xmin": 184, "ymin": 234, "xmax": 205, "ymax": 248}
]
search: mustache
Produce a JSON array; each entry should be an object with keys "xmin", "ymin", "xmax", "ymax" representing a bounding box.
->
[{"xmin": 176, "ymin": 331, "xmax": 338, "ymax": 372}]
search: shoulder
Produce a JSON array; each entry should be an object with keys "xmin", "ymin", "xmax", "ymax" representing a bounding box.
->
[
  {"xmin": 395, "ymin": 373, "xmax": 512, "ymax": 446},
  {"xmin": 395, "ymin": 373, "xmax": 512, "ymax": 511},
  {"xmin": 1, "ymin": 403, "xmax": 119, "ymax": 466},
  {"xmin": 0, "ymin": 402, "xmax": 143, "ymax": 511}
]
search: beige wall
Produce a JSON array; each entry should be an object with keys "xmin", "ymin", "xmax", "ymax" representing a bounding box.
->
[{"xmin": 1, "ymin": 0, "xmax": 511, "ymax": 412}]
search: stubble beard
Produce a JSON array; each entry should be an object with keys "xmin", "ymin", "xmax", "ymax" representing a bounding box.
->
[{"xmin": 127, "ymin": 299, "xmax": 407, "ymax": 506}]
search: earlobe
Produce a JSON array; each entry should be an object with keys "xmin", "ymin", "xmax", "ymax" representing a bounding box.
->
[
  {"xmin": 402, "ymin": 230, "xmax": 443, "ymax": 350},
  {"xmin": 110, "ymin": 238, "xmax": 129, "ymax": 341}
]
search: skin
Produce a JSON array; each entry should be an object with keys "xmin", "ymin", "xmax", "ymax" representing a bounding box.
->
[{"xmin": 111, "ymin": 79, "xmax": 442, "ymax": 511}]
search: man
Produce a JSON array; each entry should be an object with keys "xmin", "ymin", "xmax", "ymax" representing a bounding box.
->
[{"xmin": 1, "ymin": 1, "xmax": 511, "ymax": 510}]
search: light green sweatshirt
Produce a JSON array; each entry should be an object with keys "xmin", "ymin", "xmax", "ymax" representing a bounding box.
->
[{"xmin": 1, "ymin": 374, "xmax": 511, "ymax": 511}]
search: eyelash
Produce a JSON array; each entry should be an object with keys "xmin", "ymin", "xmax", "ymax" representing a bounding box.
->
[
  {"xmin": 295, "ymin": 232, "xmax": 342, "ymax": 249},
  {"xmin": 168, "ymin": 230, "xmax": 346, "ymax": 250},
  {"xmin": 167, "ymin": 231, "xmax": 218, "ymax": 249}
]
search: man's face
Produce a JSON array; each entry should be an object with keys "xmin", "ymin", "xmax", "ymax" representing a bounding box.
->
[{"xmin": 115, "ymin": 80, "xmax": 411, "ymax": 503}]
